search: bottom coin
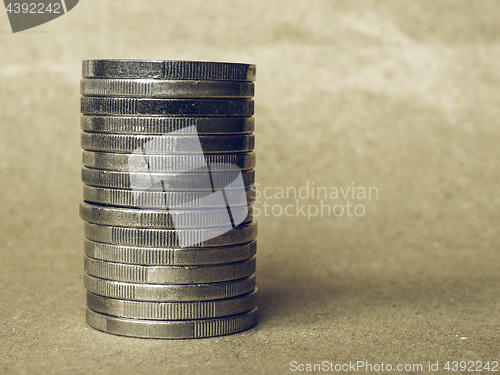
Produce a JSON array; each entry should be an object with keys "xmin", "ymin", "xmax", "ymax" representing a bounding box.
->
[{"xmin": 86, "ymin": 307, "xmax": 258, "ymax": 339}]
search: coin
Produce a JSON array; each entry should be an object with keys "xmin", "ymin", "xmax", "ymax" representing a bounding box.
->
[
  {"xmin": 84, "ymin": 222, "xmax": 257, "ymax": 248},
  {"xmin": 81, "ymin": 97, "xmax": 254, "ymax": 116},
  {"xmin": 86, "ymin": 307, "xmax": 258, "ymax": 339},
  {"xmin": 81, "ymin": 79, "xmax": 254, "ymax": 98},
  {"xmin": 84, "ymin": 238, "xmax": 257, "ymax": 266},
  {"xmin": 81, "ymin": 133, "xmax": 255, "ymax": 153},
  {"xmin": 81, "ymin": 116, "xmax": 254, "ymax": 135},
  {"xmin": 81, "ymin": 59, "xmax": 258, "ymax": 339},
  {"xmin": 81, "ymin": 167, "xmax": 255, "ymax": 191},
  {"xmin": 82, "ymin": 60, "xmax": 256, "ymax": 82},
  {"xmin": 82, "ymin": 151, "xmax": 256, "ymax": 172},
  {"xmin": 86, "ymin": 289, "xmax": 257, "ymax": 320},
  {"xmin": 83, "ymin": 185, "xmax": 255, "ymax": 209},
  {"xmin": 80, "ymin": 201, "xmax": 253, "ymax": 228},
  {"xmin": 84, "ymin": 256, "xmax": 256, "ymax": 284},
  {"xmin": 84, "ymin": 274, "xmax": 256, "ymax": 302}
]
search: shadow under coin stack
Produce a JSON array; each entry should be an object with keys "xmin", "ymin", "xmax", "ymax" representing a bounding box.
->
[{"xmin": 80, "ymin": 60, "xmax": 257, "ymax": 339}]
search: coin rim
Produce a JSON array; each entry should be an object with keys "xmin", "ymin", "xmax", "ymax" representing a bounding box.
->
[
  {"xmin": 86, "ymin": 288, "xmax": 257, "ymax": 320},
  {"xmin": 84, "ymin": 255, "xmax": 256, "ymax": 284},
  {"xmin": 82, "ymin": 60, "xmax": 256, "ymax": 82},
  {"xmin": 84, "ymin": 238, "xmax": 257, "ymax": 266},
  {"xmin": 81, "ymin": 79, "xmax": 254, "ymax": 98},
  {"xmin": 80, "ymin": 116, "xmax": 255, "ymax": 134},
  {"xmin": 83, "ymin": 221, "xmax": 258, "ymax": 248},
  {"xmin": 85, "ymin": 307, "xmax": 258, "ymax": 339},
  {"xmin": 84, "ymin": 273, "xmax": 256, "ymax": 302}
]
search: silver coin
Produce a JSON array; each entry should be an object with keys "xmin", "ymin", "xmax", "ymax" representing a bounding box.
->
[
  {"xmin": 82, "ymin": 151, "xmax": 256, "ymax": 172},
  {"xmin": 86, "ymin": 289, "xmax": 257, "ymax": 320},
  {"xmin": 84, "ymin": 256, "xmax": 256, "ymax": 284},
  {"xmin": 82, "ymin": 60, "xmax": 256, "ymax": 82},
  {"xmin": 83, "ymin": 185, "xmax": 255, "ymax": 209},
  {"xmin": 84, "ymin": 273, "xmax": 256, "ymax": 302},
  {"xmin": 84, "ymin": 238, "xmax": 257, "ymax": 266},
  {"xmin": 81, "ymin": 167, "xmax": 255, "ymax": 191},
  {"xmin": 81, "ymin": 79, "xmax": 254, "ymax": 98},
  {"xmin": 81, "ymin": 116, "xmax": 254, "ymax": 135},
  {"xmin": 86, "ymin": 307, "xmax": 258, "ymax": 339},
  {"xmin": 84, "ymin": 221, "xmax": 257, "ymax": 248},
  {"xmin": 79, "ymin": 201, "xmax": 253, "ymax": 228},
  {"xmin": 81, "ymin": 133, "xmax": 254, "ymax": 153},
  {"xmin": 81, "ymin": 97, "xmax": 254, "ymax": 116}
]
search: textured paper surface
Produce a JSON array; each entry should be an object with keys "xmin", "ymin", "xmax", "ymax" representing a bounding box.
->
[{"xmin": 0, "ymin": 1, "xmax": 499, "ymax": 373}]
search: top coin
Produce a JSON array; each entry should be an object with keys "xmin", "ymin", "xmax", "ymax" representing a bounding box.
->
[{"xmin": 83, "ymin": 60, "xmax": 256, "ymax": 81}]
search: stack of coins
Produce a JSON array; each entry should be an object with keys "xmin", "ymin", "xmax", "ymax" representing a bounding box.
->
[{"xmin": 80, "ymin": 60, "xmax": 257, "ymax": 339}]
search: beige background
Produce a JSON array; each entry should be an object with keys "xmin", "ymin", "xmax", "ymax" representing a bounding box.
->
[{"xmin": 1, "ymin": 1, "xmax": 499, "ymax": 374}]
